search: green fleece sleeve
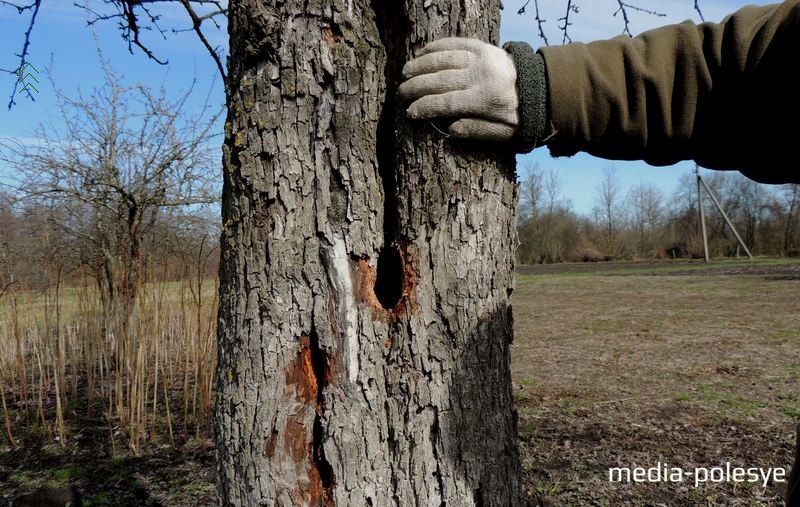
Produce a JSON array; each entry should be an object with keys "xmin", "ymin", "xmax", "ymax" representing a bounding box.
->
[
  {"xmin": 537, "ymin": 1, "xmax": 800, "ymax": 184},
  {"xmin": 502, "ymin": 42, "xmax": 549, "ymax": 153}
]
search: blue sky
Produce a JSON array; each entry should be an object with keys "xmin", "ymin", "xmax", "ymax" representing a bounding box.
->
[{"xmin": 0, "ymin": 0, "xmax": 775, "ymax": 214}]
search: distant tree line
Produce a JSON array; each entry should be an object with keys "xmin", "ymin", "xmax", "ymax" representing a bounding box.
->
[
  {"xmin": 517, "ymin": 164, "xmax": 800, "ymax": 264},
  {"xmin": 0, "ymin": 192, "xmax": 219, "ymax": 293}
]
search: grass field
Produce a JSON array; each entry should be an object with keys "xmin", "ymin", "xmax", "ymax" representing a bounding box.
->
[
  {"xmin": 1, "ymin": 259, "xmax": 798, "ymax": 505},
  {"xmin": 513, "ymin": 258, "xmax": 799, "ymax": 505}
]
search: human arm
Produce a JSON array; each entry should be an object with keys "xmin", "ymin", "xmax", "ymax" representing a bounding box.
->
[
  {"xmin": 400, "ymin": 1, "xmax": 800, "ymax": 184},
  {"xmin": 536, "ymin": 0, "xmax": 800, "ymax": 183}
]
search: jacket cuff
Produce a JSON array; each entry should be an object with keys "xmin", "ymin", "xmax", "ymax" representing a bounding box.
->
[{"xmin": 502, "ymin": 41, "xmax": 549, "ymax": 153}]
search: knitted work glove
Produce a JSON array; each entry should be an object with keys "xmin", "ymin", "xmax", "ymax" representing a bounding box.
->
[{"xmin": 399, "ymin": 38, "xmax": 520, "ymax": 142}]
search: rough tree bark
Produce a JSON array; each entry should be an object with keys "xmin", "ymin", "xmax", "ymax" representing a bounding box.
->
[{"xmin": 216, "ymin": 0, "xmax": 520, "ymax": 504}]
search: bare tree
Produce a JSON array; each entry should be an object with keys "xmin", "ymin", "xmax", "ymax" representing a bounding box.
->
[
  {"xmin": 0, "ymin": 57, "xmax": 221, "ymax": 318},
  {"xmin": 628, "ymin": 182, "xmax": 664, "ymax": 256},
  {"xmin": 781, "ymin": 184, "xmax": 800, "ymax": 255},
  {"xmin": 518, "ymin": 164, "xmax": 569, "ymax": 263},
  {"xmin": 594, "ymin": 166, "xmax": 622, "ymax": 257},
  {"xmin": 733, "ymin": 174, "xmax": 769, "ymax": 251},
  {"xmin": 519, "ymin": 162, "xmax": 544, "ymax": 223},
  {"xmin": 542, "ymin": 169, "xmax": 564, "ymax": 259}
]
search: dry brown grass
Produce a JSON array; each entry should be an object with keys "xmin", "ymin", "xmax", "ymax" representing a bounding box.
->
[
  {"xmin": 0, "ymin": 271, "xmax": 219, "ymax": 505},
  {"xmin": 0, "ymin": 276, "xmax": 217, "ymax": 455}
]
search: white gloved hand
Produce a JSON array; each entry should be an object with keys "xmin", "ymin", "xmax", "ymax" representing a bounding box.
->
[{"xmin": 399, "ymin": 38, "xmax": 520, "ymax": 142}]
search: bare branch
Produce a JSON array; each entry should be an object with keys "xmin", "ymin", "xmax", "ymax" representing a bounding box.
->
[
  {"xmin": 613, "ymin": 1, "xmax": 666, "ymax": 37},
  {"xmin": 0, "ymin": 280, "xmax": 18, "ymax": 299},
  {"xmin": 0, "ymin": 0, "xmax": 36, "ymax": 12},
  {"xmin": 177, "ymin": 0, "xmax": 226, "ymax": 82},
  {"xmin": 1, "ymin": 0, "xmax": 41, "ymax": 110},
  {"xmin": 517, "ymin": 1, "xmax": 699, "ymax": 43},
  {"xmin": 76, "ymin": 1, "xmax": 228, "ymax": 80},
  {"xmin": 694, "ymin": 0, "xmax": 705, "ymax": 22},
  {"xmin": 558, "ymin": 0, "xmax": 579, "ymax": 45},
  {"xmin": 93, "ymin": 0, "xmax": 169, "ymax": 64},
  {"xmin": 518, "ymin": 0, "xmax": 549, "ymax": 46},
  {"xmin": 532, "ymin": 0, "xmax": 549, "ymax": 46},
  {"xmin": 3, "ymin": 0, "xmax": 228, "ymax": 104},
  {"xmin": 196, "ymin": 6, "xmax": 226, "ymax": 28}
]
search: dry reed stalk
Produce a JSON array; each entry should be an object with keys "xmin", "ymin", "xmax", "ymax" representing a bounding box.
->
[
  {"xmin": 161, "ymin": 360, "xmax": 175, "ymax": 448},
  {"xmin": 52, "ymin": 362, "xmax": 65, "ymax": 447},
  {"xmin": 34, "ymin": 347, "xmax": 46, "ymax": 429},
  {"xmin": 0, "ymin": 374, "xmax": 17, "ymax": 448}
]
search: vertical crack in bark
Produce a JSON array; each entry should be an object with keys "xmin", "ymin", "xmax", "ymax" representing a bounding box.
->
[
  {"xmin": 311, "ymin": 415, "xmax": 335, "ymax": 506},
  {"xmin": 288, "ymin": 328, "xmax": 335, "ymax": 504},
  {"xmin": 372, "ymin": 0, "xmax": 406, "ymax": 242},
  {"xmin": 474, "ymin": 487, "xmax": 485, "ymax": 507},
  {"xmin": 372, "ymin": 0, "xmax": 410, "ymax": 312},
  {"xmin": 309, "ymin": 327, "xmax": 330, "ymax": 410},
  {"xmin": 430, "ymin": 408, "xmax": 447, "ymax": 507},
  {"xmin": 308, "ymin": 327, "xmax": 335, "ymax": 505},
  {"xmin": 459, "ymin": 0, "xmax": 468, "ymax": 34}
]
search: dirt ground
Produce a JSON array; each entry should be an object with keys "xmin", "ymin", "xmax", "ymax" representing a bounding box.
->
[
  {"xmin": 1, "ymin": 258, "xmax": 798, "ymax": 505},
  {"xmin": 514, "ymin": 258, "xmax": 800, "ymax": 506},
  {"xmin": 0, "ymin": 414, "xmax": 216, "ymax": 506}
]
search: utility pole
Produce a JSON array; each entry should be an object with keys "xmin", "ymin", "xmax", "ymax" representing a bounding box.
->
[
  {"xmin": 695, "ymin": 165, "xmax": 753, "ymax": 260},
  {"xmin": 695, "ymin": 166, "xmax": 710, "ymax": 262}
]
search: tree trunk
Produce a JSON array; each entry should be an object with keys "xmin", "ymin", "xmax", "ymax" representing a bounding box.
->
[{"xmin": 216, "ymin": 1, "xmax": 520, "ymax": 505}]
